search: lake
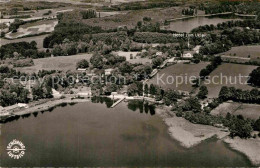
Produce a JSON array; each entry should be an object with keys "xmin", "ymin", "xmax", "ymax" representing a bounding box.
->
[
  {"xmin": 0, "ymin": 99, "xmax": 252, "ymax": 166},
  {"xmin": 163, "ymin": 16, "xmax": 241, "ymax": 33}
]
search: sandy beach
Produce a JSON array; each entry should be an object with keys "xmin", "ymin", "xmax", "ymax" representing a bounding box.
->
[
  {"xmin": 156, "ymin": 107, "xmax": 229, "ymax": 148},
  {"xmin": 224, "ymin": 137, "xmax": 260, "ymax": 166},
  {"xmin": 156, "ymin": 107, "xmax": 260, "ymax": 166}
]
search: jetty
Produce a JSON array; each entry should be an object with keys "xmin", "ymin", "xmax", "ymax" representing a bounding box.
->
[{"xmin": 111, "ymin": 97, "xmax": 125, "ymax": 108}]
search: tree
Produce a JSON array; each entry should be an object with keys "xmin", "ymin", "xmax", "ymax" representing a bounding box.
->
[
  {"xmin": 229, "ymin": 117, "xmax": 253, "ymax": 138},
  {"xmin": 144, "ymin": 84, "xmax": 149, "ymax": 96},
  {"xmin": 149, "ymin": 84, "xmax": 156, "ymax": 95},
  {"xmin": 192, "ymin": 78, "xmax": 200, "ymax": 87},
  {"xmin": 182, "ymin": 97, "xmax": 201, "ymax": 113},
  {"xmin": 254, "ymin": 117, "xmax": 260, "ymax": 131},
  {"xmin": 119, "ymin": 62, "xmax": 133, "ymax": 74},
  {"xmin": 152, "ymin": 57, "xmax": 163, "ymax": 68},
  {"xmin": 127, "ymin": 83, "xmax": 138, "ymax": 96},
  {"xmin": 248, "ymin": 67, "xmax": 260, "ymax": 87},
  {"xmin": 90, "ymin": 53, "xmax": 104, "ymax": 69},
  {"xmin": 163, "ymin": 89, "xmax": 181, "ymax": 106},
  {"xmin": 219, "ymin": 86, "xmax": 230, "ymax": 101},
  {"xmin": 197, "ymin": 86, "xmax": 208, "ymax": 99},
  {"xmin": 77, "ymin": 59, "xmax": 89, "ymax": 69}
]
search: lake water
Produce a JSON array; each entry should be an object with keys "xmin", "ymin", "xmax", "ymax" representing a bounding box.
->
[
  {"xmin": 0, "ymin": 99, "xmax": 251, "ymax": 166},
  {"xmin": 163, "ymin": 16, "xmax": 241, "ymax": 33}
]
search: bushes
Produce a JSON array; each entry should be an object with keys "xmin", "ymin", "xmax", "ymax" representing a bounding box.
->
[
  {"xmin": 43, "ymin": 22, "xmax": 104, "ymax": 48},
  {"xmin": 0, "ymin": 41, "xmax": 37, "ymax": 59},
  {"xmin": 80, "ymin": 9, "xmax": 96, "ymax": 19},
  {"xmin": 76, "ymin": 59, "xmax": 89, "ymax": 69},
  {"xmin": 229, "ymin": 116, "xmax": 253, "ymax": 138},
  {"xmin": 219, "ymin": 86, "xmax": 260, "ymax": 104},
  {"xmin": 182, "ymin": 97, "xmax": 202, "ymax": 113},
  {"xmin": 199, "ymin": 56, "xmax": 222, "ymax": 78},
  {"xmin": 0, "ymin": 84, "xmax": 29, "ymax": 107},
  {"xmin": 248, "ymin": 67, "xmax": 260, "ymax": 87},
  {"xmin": 86, "ymin": 31, "xmax": 128, "ymax": 45},
  {"xmin": 13, "ymin": 58, "xmax": 34, "ymax": 67},
  {"xmin": 179, "ymin": 109, "xmax": 254, "ymax": 138},
  {"xmin": 197, "ymin": 86, "xmax": 208, "ymax": 99}
]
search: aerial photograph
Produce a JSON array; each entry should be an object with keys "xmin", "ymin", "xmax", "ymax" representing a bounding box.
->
[{"xmin": 0, "ymin": 0, "xmax": 260, "ymax": 166}]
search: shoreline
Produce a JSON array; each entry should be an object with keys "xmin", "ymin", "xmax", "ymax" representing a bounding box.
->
[
  {"xmin": 0, "ymin": 97, "xmax": 90, "ymax": 121},
  {"xmin": 156, "ymin": 107, "xmax": 229, "ymax": 148},
  {"xmin": 156, "ymin": 106, "xmax": 260, "ymax": 166},
  {"xmin": 1, "ymin": 97, "xmax": 260, "ymax": 166},
  {"xmin": 224, "ymin": 137, "xmax": 260, "ymax": 166}
]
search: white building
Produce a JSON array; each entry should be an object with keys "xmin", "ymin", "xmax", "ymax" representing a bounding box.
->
[
  {"xmin": 193, "ymin": 45, "xmax": 201, "ymax": 54},
  {"xmin": 183, "ymin": 51, "xmax": 196, "ymax": 58},
  {"xmin": 105, "ymin": 68, "xmax": 114, "ymax": 76},
  {"xmin": 52, "ymin": 89, "xmax": 62, "ymax": 99},
  {"xmin": 77, "ymin": 68, "xmax": 87, "ymax": 72},
  {"xmin": 156, "ymin": 51, "xmax": 163, "ymax": 56},
  {"xmin": 17, "ymin": 103, "xmax": 29, "ymax": 108}
]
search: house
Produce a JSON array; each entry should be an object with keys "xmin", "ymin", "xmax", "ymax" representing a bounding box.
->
[
  {"xmin": 167, "ymin": 57, "xmax": 177, "ymax": 63},
  {"xmin": 177, "ymin": 60, "xmax": 190, "ymax": 63},
  {"xmin": 201, "ymin": 102, "xmax": 209, "ymax": 109},
  {"xmin": 52, "ymin": 89, "xmax": 62, "ymax": 99},
  {"xmin": 17, "ymin": 103, "xmax": 29, "ymax": 108},
  {"xmin": 193, "ymin": 45, "xmax": 201, "ymax": 54},
  {"xmin": 77, "ymin": 68, "xmax": 87, "ymax": 72},
  {"xmin": 156, "ymin": 51, "xmax": 163, "ymax": 56},
  {"xmin": 149, "ymin": 69, "xmax": 158, "ymax": 78},
  {"xmin": 183, "ymin": 51, "xmax": 195, "ymax": 58},
  {"xmin": 178, "ymin": 90, "xmax": 190, "ymax": 96},
  {"xmin": 105, "ymin": 68, "xmax": 114, "ymax": 76}
]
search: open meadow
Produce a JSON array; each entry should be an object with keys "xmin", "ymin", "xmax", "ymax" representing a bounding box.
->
[
  {"xmin": 16, "ymin": 54, "xmax": 92, "ymax": 73},
  {"xmin": 0, "ymin": 34, "xmax": 48, "ymax": 49},
  {"xmin": 203, "ymin": 63, "xmax": 258, "ymax": 98},
  {"xmin": 5, "ymin": 19, "xmax": 58, "ymax": 39},
  {"xmin": 84, "ymin": 7, "xmax": 182, "ymax": 29},
  {"xmin": 148, "ymin": 62, "xmax": 209, "ymax": 92},
  {"xmin": 221, "ymin": 45, "xmax": 260, "ymax": 62},
  {"xmin": 211, "ymin": 102, "xmax": 260, "ymax": 120}
]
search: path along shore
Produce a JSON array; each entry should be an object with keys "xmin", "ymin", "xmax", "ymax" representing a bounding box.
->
[{"xmin": 0, "ymin": 96, "xmax": 90, "ymax": 121}]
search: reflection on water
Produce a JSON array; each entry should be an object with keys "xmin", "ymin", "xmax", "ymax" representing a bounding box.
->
[
  {"xmin": 127, "ymin": 100, "xmax": 155, "ymax": 115},
  {"xmin": 0, "ymin": 101, "xmax": 252, "ymax": 166},
  {"xmin": 91, "ymin": 96, "xmax": 114, "ymax": 108}
]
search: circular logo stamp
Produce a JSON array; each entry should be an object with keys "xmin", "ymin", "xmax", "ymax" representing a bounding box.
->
[{"xmin": 6, "ymin": 139, "xmax": 26, "ymax": 159}]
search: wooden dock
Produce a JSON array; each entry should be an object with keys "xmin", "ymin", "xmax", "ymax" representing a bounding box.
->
[{"xmin": 111, "ymin": 97, "xmax": 125, "ymax": 108}]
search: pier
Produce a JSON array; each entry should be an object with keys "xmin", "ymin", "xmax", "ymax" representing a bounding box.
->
[{"xmin": 111, "ymin": 97, "xmax": 125, "ymax": 108}]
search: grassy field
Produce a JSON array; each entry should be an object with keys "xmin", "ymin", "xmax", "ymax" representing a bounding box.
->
[
  {"xmin": 221, "ymin": 45, "xmax": 260, "ymax": 62},
  {"xmin": 211, "ymin": 102, "xmax": 260, "ymax": 120},
  {"xmin": 203, "ymin": 63, "xmax": 258, "ymax": 98},
  {"xmin": 148, "ymin": 62, "xmax": 209, "ymax": 92},
  {"xmin": 0, "ymin": 34, "xmax": 49, "ymax": 49},
  {"xmin": 84, "ymin": 6, "xmax": 182, "ymax": 29},
  {"xmin": 5, "ymin": 19, "xmax": 58, "ymax": 39},
  {"xmin": 16, "ymin": 54, "xmax": 92, "ymax": 73}
]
